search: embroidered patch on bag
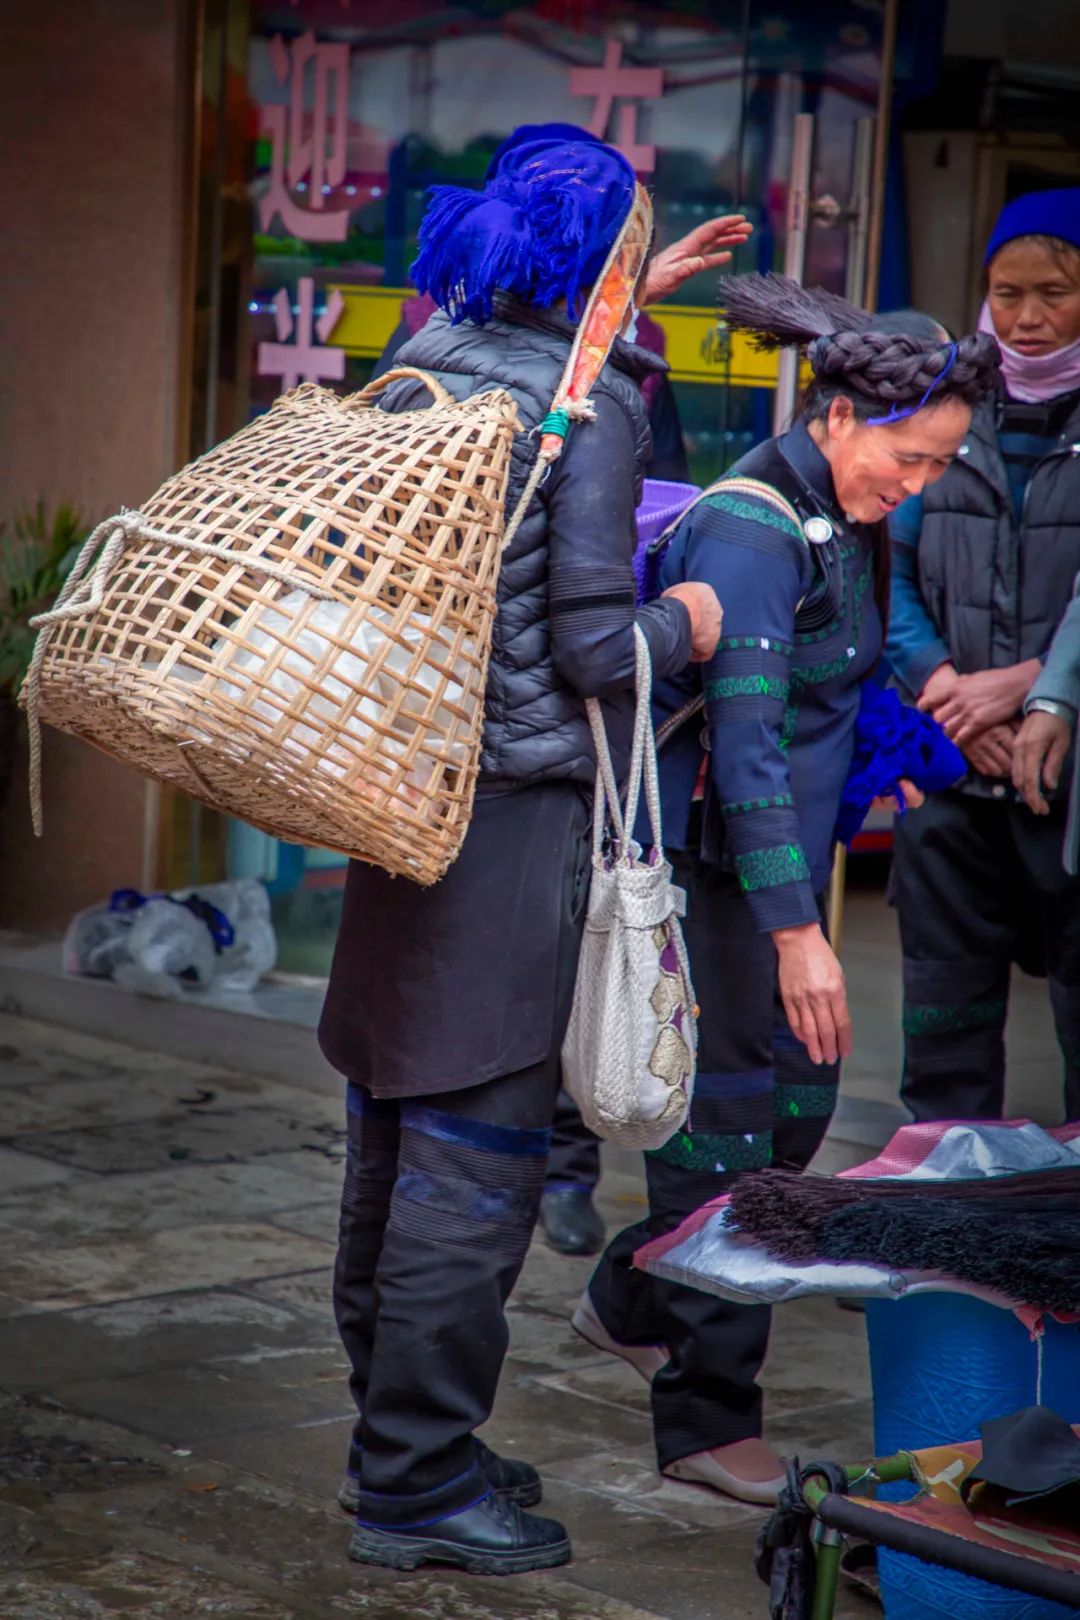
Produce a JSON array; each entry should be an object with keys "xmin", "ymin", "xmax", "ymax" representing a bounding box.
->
[{"xmin": 647, "ymin": 925, "xmax": 693, "ymax": 1088}]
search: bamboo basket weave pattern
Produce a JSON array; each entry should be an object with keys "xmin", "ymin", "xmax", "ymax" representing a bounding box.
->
[{"xmin": 31, "ymin": 371, "xmax": 521, "ymax": 884}]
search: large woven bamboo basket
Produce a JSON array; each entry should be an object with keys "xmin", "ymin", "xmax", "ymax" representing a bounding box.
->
[{"xmin": 28, "ymin": 369, "xmax": 521, "ymax": 885}]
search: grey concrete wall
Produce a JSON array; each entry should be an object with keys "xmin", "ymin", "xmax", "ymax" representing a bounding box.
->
[{"xmin": 0, "ymin": 1, "xmax": 195, "ymax": 930}]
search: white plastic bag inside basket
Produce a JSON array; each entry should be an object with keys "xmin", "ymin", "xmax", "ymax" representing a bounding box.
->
[{"xmin": 213, "ymin": 592, "xmax": 478, "ymax": 795}]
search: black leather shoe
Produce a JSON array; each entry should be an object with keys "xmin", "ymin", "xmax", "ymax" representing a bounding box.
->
[
  {"xmin": 474, "ymin": 1440, "xmax": 542, "ymax": 1507},
  {"xmin": 339, "ymin": 1440, "xmax": 541, "ymax": 1514},
  {"xmin": 539, "ymin": 1187, "xmax": 606, "ymax": 1256},
  {"xmin": 349, "ymin": 1492, "xmax": 572, "ymax": 1575}
]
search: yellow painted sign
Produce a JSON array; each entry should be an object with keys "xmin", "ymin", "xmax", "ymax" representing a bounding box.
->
[{"xmin": 328, "ymin": 286, "xmax": 796, "ymax": 390}]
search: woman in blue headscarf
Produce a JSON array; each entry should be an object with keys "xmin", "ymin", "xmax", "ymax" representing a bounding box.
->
[{"xmin": 319, "ymin": 126, "xmax": 736, "ymax": 1576}]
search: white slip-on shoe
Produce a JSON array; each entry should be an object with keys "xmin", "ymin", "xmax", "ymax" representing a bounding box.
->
[
  {"xmin": 662, "ymin": 1438, "xmax": 787, "ymax": 1506},
  {"xmin": 570, "ymin": 1291, "xmax": 669, "ymax": 1383}
]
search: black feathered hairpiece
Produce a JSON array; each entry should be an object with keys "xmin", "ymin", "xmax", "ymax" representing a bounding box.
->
[
  {"xmin": 719, "ymin": 272, "xmax": 873, "ymax": 352},
  {"xmin": 719, "ymin": 271, "xmax": 1001, "ymax": 411}
]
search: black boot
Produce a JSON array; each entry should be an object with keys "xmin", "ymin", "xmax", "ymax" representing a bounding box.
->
[
  {"xmin": 349, "ymin": 1493, "xmax": 572, "ymax": 1576},
  {"xmin": 339, "ymin": 1440, "xmax": 541, "ymax": 1514},
  {"xmin": 539, "ymin": 1187, "xmax": 606, "ymax": 1256}
]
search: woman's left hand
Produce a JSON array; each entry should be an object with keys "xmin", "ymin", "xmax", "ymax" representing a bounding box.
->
[
  {"xmin": 643, "ymin": 215, "xmax": 753, "ymax": 304},
  {"xmin": 869, "ymin": 778, "xmax": 925, "ymax": 814}
]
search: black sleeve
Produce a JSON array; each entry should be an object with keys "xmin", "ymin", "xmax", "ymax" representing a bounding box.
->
[
  {"xmin": 645, "ymin": 377, "xmax": 691, "ymax": 483},
  {"xmin": 545, "ymin": 392, "xmax": 691, "ymax": 699}
]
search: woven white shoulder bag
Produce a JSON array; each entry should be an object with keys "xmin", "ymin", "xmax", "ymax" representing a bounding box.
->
[{"xmin": 561, "ymin": 626, "xmax": 698, "ymax": 1150}]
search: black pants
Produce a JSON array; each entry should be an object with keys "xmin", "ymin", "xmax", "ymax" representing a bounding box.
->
[
  {"xmin": 894, "ymin": 790, "xmax": 1080, "ymax": 1124},
  {"xmin": 335, "ymin": 1061, "xmax": 562, "ymax": 1526},
  {"xmin": 330, "ymin": 785, "xmax": 592, "ymax": 1527},
  {"xmin": 546, "ymin": 1088, "xmax": 601, "ymax": 1192},
  {"xmin": 588, "ymin": 850, "xmax": 839, "ymax": 1471}
]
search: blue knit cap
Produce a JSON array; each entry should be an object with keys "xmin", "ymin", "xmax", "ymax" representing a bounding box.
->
[
  {"xmin": 984, "ymin": 188, "xmax": 1080, "ymax": 265},
  {"xmin": 410, "ymin": 124, "xmax": 636, "ymax": 326}
]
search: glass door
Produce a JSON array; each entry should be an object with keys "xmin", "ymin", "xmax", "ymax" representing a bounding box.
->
[{"xmin": 185, "ymin": 0, "xmax": 898, "ymax": 972}]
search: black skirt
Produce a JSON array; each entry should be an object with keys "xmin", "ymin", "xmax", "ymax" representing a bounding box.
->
[{"xmin": 318, "ymin": 781, "xmax": 593, "ymax": 1098}]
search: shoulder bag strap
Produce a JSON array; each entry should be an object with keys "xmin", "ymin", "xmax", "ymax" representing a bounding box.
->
[{"xmin": 650, "ymin": 474, "xmax": 805, "ymax": 753}]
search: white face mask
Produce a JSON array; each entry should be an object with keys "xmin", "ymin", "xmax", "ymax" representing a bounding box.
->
[{"xmin": 623, "ymin": 310, "xmax": 640, "ymax": 344}]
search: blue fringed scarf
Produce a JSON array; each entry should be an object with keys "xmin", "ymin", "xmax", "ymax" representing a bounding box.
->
[
  {"xmin": 410, "ymin": 126, "xmax": 636, "ymax": 326},
  {"xmin": 835, "ymin": 682, "xmax": 967, "ymax": 846}
]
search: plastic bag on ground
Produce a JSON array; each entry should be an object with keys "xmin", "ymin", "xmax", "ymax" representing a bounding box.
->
[{"xmin": 63, "ymin": 879, "xmax": 277, "ymax": 998}]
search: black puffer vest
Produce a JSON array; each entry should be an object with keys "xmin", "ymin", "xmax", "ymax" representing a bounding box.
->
[
  {"xmin": 917, "ymin": 395, "xmax": 1080, "ymax": 672},
  {"xmin": 378, "ymin": 296, "xmax": 663, "ymax": 784}
]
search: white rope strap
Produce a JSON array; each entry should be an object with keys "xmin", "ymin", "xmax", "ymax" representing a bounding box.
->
[{"xmin": 24, "ymin": 509, "xmax": 342, "ymax": 838}]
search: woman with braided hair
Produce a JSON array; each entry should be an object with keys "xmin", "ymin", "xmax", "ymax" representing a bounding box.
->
[{"xmin": 575, "ymin": 273, "xmax": 999, "ymax": 1505}]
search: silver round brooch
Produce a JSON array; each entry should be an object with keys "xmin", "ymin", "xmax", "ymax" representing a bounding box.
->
[{"xmin": 803, "ymin": 516, "xmax": 834, "ymax": 545}]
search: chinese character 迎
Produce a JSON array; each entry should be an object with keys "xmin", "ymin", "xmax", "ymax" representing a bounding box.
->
[
  {"xmin": 569, "ymin": 40, "xmax": 663, "ymax": 174},
  {"xmin": 260, "ymin": 31, "xmax": 351, "ymax": 242},
  {"xmin": 257, "ymin": 277, "xmax": 345, "ymax": 392}
]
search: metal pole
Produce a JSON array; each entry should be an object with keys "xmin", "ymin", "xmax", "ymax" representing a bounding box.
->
[
  {"xmin": 845, "ymin": 117, "xmax": 876, "ymax": 306},
  {"xmin": 864, "ymin": 0, "xmax": 899, "ymax": 314},
  {"xmin": 827, "ymin": 0, "xmax": 899, "ymax": 953},
  {"xmin": 772, "ymin": 112, "xmax": 815, "ymax": 436}
]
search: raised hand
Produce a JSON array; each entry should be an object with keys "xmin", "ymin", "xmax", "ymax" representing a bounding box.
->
[{"xmin": 643, "ymin": 215, "xmax": 753, "ymax": 304}]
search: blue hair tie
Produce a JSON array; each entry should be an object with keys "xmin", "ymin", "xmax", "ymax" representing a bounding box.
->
[{"xmin": 867, "ymin": 341, "xmax": 959, "ymax": 426}]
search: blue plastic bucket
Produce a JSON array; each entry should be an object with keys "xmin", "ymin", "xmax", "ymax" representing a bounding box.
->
[{"xmin": 863, "ymin": 1294, "xmax": 1080, "ymax": 1620}]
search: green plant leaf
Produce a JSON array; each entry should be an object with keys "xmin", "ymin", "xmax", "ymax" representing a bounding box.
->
[{"xmin": 0, "ymin": 501, "xmax": 92, "ymax": 698}]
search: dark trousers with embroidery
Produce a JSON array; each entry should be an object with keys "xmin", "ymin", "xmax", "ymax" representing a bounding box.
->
[
  {"xmin": 334, "ymin": 1061, "xmax": 561, "ymax": 1526},
  {"xmin": 588, "ymin": 851, "xmax": 839, "ymax": 1471},
  {"xmin": 894, "ymin": 790, "xmax": 1080, "ymax": 1124},
  {"xmin": 546, "ymin": 1088, "xmax": 601, "ymax": 1192}
]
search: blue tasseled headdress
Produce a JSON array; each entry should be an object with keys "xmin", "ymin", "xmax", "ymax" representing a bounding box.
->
[{"xmin": 410, "ymin": 124, "xmax": 637, "ymax": 326}]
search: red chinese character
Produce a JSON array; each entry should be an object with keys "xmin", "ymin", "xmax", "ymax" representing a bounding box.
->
[
  {"xmin": 260, "ymin": 31, "xmax": 351, "ymax": 242},
  {"xmin": 569, "ymin": 40, "xmax": 663, "ymax": 174},
  {"xmin": 257, "ymin": 277, "xmax": 345, "ymax": 392}
]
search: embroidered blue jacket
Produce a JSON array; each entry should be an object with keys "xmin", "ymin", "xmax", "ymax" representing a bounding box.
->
[{"xmin": 651, "ymin": 421, "xmax": 883, "ymax": 932}]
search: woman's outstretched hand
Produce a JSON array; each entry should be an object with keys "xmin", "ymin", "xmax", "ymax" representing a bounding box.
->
[
  {"xmin": 643, "ymin": 215, "xmax": 753, "ymax": 304},
  {"xmin": 773, "ymin": 922, "xmax": 853, "ymax": 1067}
]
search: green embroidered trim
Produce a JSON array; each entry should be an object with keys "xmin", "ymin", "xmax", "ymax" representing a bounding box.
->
[
  {"xmin": 705, "ymin": 675, "xmax": 789, "ymax": 703},
  {"xmin": 789, "ymin": 563, "xmax": 872, "ymax": 685},
  {"xmin": 797, "ymin": 620, "xmax": 840, "ymax": 646},
  {"xmin": 720, "ymin": 794, "xmax": 796, "ymax": 817},
  {"xmin": 716, "ymin": 635, "xmax": 794, "ymax": 657},
  {"xmin": 796, "ymin": 551, "xmax": 870, "ymax": 647},
  {"xmin": 794, "ymin": 654, "xmax": 854, "ymax": 685},
  {"xmin": 903, "ymin": 998, "xmax": 1007, "ymax": 1038},
  {"xmin": 735, "ymin": 844, "xmax": 811, "ymax": 892},
  {"xmin": 782, "ymin": 548, "xmax": 874, "ymax": 736},
  {"xmin": 774, "ymin": 1083, "xmax": 837, "ymax": 1120},
  {"xmin": 705, "ymin": 492, "xmax": 803, "ymax": 542},
  {"xmin": 778, "ymin": 701, "xmax": 799, "ymax": 752},
  {"xmin": 649, "ymin": 1129, "xmax": 773, "ymax": 1172}
]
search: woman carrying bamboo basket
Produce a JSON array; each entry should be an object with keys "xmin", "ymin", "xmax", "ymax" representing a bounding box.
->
[{"xmin": 321, "ymin": 125, "xmax": 742, "ymax": 1574}]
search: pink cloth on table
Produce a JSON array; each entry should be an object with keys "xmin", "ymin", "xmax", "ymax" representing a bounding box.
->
[{"xmin": 633, "ymin": 1118, "xmax": 1080, "ymax": 1287}]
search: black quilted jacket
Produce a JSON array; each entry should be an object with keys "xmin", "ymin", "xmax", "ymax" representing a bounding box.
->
[{"xmin": 379, "ymin": 294, "xmax": 692, "ymax": 786}]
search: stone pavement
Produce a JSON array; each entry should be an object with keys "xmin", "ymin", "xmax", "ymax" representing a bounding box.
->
[{"xmin": 0, "ymin": 1012, "xmax": 879, "ymax": 1620}]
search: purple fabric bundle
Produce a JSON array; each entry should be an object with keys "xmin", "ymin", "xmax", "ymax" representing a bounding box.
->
[{"xmin": 632, "ymin": 479, "xmax": 700, "ymax": 602}]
